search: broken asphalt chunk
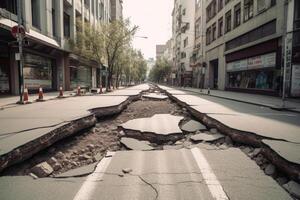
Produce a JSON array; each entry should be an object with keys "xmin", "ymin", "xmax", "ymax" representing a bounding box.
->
[
  {"xmin": 120, "ymin": 137, "xmax": 154, "ymax": 151},
  {"xmin": 180, "ymin": 120, "xmax": 207, "ymax": 132},
  {"xmin": 190, "ymin": 132, "xmax": 224, "ymax": 143}
]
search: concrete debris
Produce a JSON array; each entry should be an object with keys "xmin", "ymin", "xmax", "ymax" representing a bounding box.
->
[
  {"xmin": 283, "ymin": 181, "xmax": 300, "ymax": 199},
  {"xmin": 276, "ymin": 177, "xmax": 288, "ymax": 185},
  {"xmin": 31, "ymin": 162, "xmax": 54, "ymax": 178},
  {"xmin": 29, "ymin": 173, "xmax": 38, "ymax": 179},
  {"xmin": 122, "ymin": 168, "xmax": 133, "ymax": 174},
  {"xmin": 120, "ymin": 137, "xmax": 154, "ymax": 151},
  {"xmin": 242, "ymin": 147, "xmax": 252, "ymax": 155},
  {"xmin": 190, "ymin": 132, "xmax": 224, "ymax": 143},
  {"xmin": 87, "ymin": 144, "xmax": 95, "ymax": 150},
  {"xmin": 250, "ymin": 148, "xmax": 261, "ymax": 158},
  {"xmin": 94, "ymin": 153, "xmax": 102, "ymax": 162},
  {"xmin": 180, "ymin": 120, "xmax": 207, "ymax": 132},
  {"xmin": 78, "ymin": 154, "xmax": 92, "ymax": 161},
  {"xmin": 225, "ymin": 136, "xmax": 233, "ymax": 145},
  {"xmin": 210, "ymin": 128, "xmax": 219, "ymax": 134},
  {"xmin": 47, "ymin": 157, "xmax": 58, "ymax": 166},
  {"xmin": 264, "ymin": 164, "xmax": 276, "ymax": 176},
  {"xmin": 55, "ymin": 152, "xmax": 65, "ymax": 159}
]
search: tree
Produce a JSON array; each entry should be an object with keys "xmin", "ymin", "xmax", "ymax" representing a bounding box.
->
[
  {"xmin": 149, "ymin": 58, "xmax": 172, "ymax": 83},
  {"xmin": 71, "ymin": 18, "xmax": 138, "ymax": 90}
]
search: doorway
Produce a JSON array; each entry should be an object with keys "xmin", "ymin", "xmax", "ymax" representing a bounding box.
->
[
  {"xmin": 0, "ymin": 58, "xmax": 11, "ymax": 94},
  {"xmin": 210, "ymin": 59, "xmax": 219, "ymax": 89}
]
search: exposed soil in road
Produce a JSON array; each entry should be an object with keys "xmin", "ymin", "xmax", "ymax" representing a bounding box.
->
[{"xmin": 1, "ymin": 98, "xmax": 189, "ymax": 176}]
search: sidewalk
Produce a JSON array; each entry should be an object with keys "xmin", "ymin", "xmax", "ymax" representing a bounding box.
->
[
  {"xmin": 0, "ymin": 88, "xmax": 110, "ymax": 109},
  {"xmin": 175, "ymin": 87, "xmax": 300, "ymax": 113}
]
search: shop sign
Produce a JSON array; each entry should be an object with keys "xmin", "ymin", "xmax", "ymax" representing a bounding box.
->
[
  {"xmin": 227, "ymin": 59, "xmax": 247, "ymax": 72},
  {"xmin": 247, "ymin": 53, "xmax": 276, "ymax": 70},
  {"xmin": 227, "ymin": 52, "xmax": 276, "ymax": 72},
  {"xmin": 24, "ymin": 79, "xmax": 52, "ymax": 89},
  {"xmin": 291, "ymin": 65, "xmax": 300, "ymax": 97}
]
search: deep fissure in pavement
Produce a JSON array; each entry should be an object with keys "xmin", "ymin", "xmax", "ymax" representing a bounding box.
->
[{"xmin": 0, "ymin": 97, "xmax": 189, "ymax": 177}]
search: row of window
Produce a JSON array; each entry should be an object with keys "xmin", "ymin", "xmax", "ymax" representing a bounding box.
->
[
  {"xmin": 206, "ymin": 0, "xmax": 276, "ymax": 45},
  {"xmin": 207, "ymin": 0, "xmax": 275, "ymax": 23}
]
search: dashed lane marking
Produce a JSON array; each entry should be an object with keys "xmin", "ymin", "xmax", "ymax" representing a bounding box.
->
[
  {"xmin": 191, "ymin": 147, "xmax": 229, "ymax": 200},
  {"xmin": 73, "ymin": 152, "xmax": 115, "ymax": 200}
]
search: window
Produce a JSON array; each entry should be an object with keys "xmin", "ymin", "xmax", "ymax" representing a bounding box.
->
[
  {"xmin": 0, "ymin": 0, "xmax": 18, "ymax": 15},
  {"xmin": 52, "ymin": 9, "xmax": 56, "ymax": 37},
  {"xmin": 257, "ymin": 0, "xmax": 266, "ymax": 13},
  {"xmin": 206, "ymin": 27, "xmax": 211, "ymax": 45},
  {"xmin": 225, "ymin": 10, "xmax": 231, "ymax": 33},
  {"xmin": 63, "ymin": 12, "xmax": 70, "ymax": 38},
  {"xmin": 184, "ymin": 38, "xmax": 188, "ymax": 47},
  {"xmin": 225, "ymin": 0, "xmax": 231, "ymax": 5},
  {"xmin": 218, "ymin": 0, "xmax": 223, "ymax": 11},
  {"xmin": 212, "ymin": 23, "xmax": 216, "ymax": 41},
  {"xmin": 195, "ymin": 17, "xmax": 201, "ymax": 38},
  {"xmin": 182, "ymin": 8, "xmax": 186, "ymax": 15},
  {"xmin": 270, "ymin": 0, "xmax": 276, "ymax": 7},
  {"xmin": 181, "ymin": 52, "xmax": 186, "ymax": 59},
  {"xmin": 206, "ymin": 0, "xmax": 217, "ymax": 22},
  {"xmin": 31, "ymin": 0, "xmax": 40, "ymax": 29},
  {"xmin": 218, "ymin": 17, "xmax": 223, "ymax": 37},
  {"xmin": 244, "ymin": 0, "xmax": 253, "ymax": 22},
  {"xmin": 234, "ymin": 3, "xmax": 241, "ymax": 28}
]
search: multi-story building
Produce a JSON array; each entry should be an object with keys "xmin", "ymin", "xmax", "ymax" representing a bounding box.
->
[
  {"xmin": 110, "ymin": 0, "xmax": 123, "ymax": 21},
  {"xmin": 172, "ymin": 0, "xmax": 196, "ymax": 87},
  {"xmin": 203, "ymin": 0, "xmax": 290, "ymax": 96},
  {"xmin": 290, "ymin": 0, "xmax": 300, "ymax": 97},
  {"xmin": 0, "ymin": 0, "xmax": 120, "ymax": 95},
  {"xmin": 156, "ymin": 44, "xmax": 166, "ymax": 61},
  {"xmin": 191, "ymin": 0, "xmax": 206, "ymax": 88}
]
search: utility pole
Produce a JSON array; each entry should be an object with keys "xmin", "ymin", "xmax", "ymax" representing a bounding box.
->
[{"xmin": 17, "ymin": 0, "xmax": 24, "ymax": 103}]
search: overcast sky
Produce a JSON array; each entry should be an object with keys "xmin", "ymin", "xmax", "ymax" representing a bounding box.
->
[{"xmin": 123, "ymin": 0, "xmax": 173, "ymax": 60}]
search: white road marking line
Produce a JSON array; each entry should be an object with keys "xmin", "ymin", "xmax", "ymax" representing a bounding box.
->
[
  {"xmin": 191, "ymin": 147, "xmax": 229, "ymax": 200},
  {"xmin": 73, "ymin": 152, "xmax": 115, "ymax": 200}
]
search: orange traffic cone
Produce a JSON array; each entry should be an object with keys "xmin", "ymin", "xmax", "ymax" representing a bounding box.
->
[
  {"xmin": 58, "ymin": 86, "xmax": 63, "ymax": 98},
  {"xmin": 77, "ymin": 86, "xmax": 81, "ymax": 96},
  {"xmin": 99, "ymin": 84, "xmax": 103, "ymax": 94},
  {"xmin": 23, "ymin": 86, "xmax": 29, "ymax": 104},
  {"xmin": 37, "ymin": 87, "xmax": 44, "ymax": 101}
]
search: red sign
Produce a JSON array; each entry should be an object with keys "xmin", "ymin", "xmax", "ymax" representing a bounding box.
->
[{"xmin": 11, "ymin": 25, "xmax": 26, "ymax": 39}]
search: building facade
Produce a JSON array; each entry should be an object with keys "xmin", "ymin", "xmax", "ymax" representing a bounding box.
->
[
  {"xmin": 191, "ymin": 0, "xmax": 206, "ymax": 88},
  {"xmin": 203, "ymin": 0, "xmax": 294, "ymax": 96},
  {"xmin": 0, "ymin": 0, "xmax": 122, "ymax": 95},
  {"xmin": 172, "ymin": 0, "xmax": 196, "ymax": 87},
  {"xmin": 155, "ymin": 44, "xmax": 166, "ymax": 61}
]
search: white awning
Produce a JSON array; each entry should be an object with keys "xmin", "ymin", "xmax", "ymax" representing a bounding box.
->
[{"xmin": 0, "ymin": 18, "xmax": 60, "ymax": 48}]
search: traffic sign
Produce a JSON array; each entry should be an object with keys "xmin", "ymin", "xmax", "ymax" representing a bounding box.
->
[{"xmin": 11, "ymin": 25, "xmax": 26, "ymax": 39}]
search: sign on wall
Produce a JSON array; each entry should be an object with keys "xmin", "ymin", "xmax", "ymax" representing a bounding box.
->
[{"xmin": 227, "ymin": 52, "xmax": 276, "ymax": 72}]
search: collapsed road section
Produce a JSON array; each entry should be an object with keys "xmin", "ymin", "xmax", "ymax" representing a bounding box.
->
[
  {"xmin": 0, "ymin": 84, "xmax": 149, "ymax": 173},
  {"xmin": 157, "ymin": 85, "xmax": 300, "ymax": 190}
]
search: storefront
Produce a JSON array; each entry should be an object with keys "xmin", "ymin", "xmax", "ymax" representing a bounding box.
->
[
  {"xmin": 226, "ymin": 52, "xmax": 281, "ymax": 94},
  {"xmin": 0, "ymin": 43, "xmax": 10, "ymax": 94},
  {"xmin": 69, "ymin": 65, "xmax": 92, "ymax": 89},
  {"xmin": 23, "ymin": 53, "xmax": 54, "ymax": 90}
]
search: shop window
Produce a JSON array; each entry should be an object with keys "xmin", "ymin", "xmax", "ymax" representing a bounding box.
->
[
  {"xmin": 218, "ymin": 17, "xmax": 223, "ymax": 37},
  {"xmin": 0, "ymin": 0, "xmax": 17, "ymax": 15},
  {"xmin": 225, "ymin": 10, "xmax": 231, "ymax": 33},
  {"xmin": 228, "ymin": 70, "xmax": 275, "ymax": 90},
  {"xmin": 244, "ymin": 0, "xmax": 253, "ymax": 22},
  {"xmin": 64, "ymin": 12, "xmax": 71, "ymax": 38},
  {"xmin": 212, "ymin": 23, "xmax": 216, "ymax": 41},
  {"xmin": 31, "ymin": 0, "xmax": 40, "ymax": 29},
  {"xmin": 234, "ymin": 3, "xmax": 241, "ymax": 28},
  {"xmin": 0, "ymin": 60, "xmax": 10, "ymax": 93},
  {"xmin": 23, "ymin": 54, "xmax": 53, "ymax": 89},
  {"xmin": 70, "ymin": 66, "xmax": 92, "ymax": 89}
]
